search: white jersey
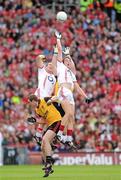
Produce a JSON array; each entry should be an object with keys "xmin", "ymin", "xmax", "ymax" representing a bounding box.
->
[
  {"xmin": 57, "ymin": 61, "xmax": 76, "ymax": 89},
  {"xmin": 34, "ymin": 67, "xmax": 56, "ymax": 98}
]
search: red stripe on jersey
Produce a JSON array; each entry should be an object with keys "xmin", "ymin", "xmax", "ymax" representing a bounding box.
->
[{"xmin": 43, "ymin": 75, "xmax": 47, "ymax": 88}]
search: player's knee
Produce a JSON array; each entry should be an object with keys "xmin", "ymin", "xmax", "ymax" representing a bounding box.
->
[
  {"xmin": 41, "ymin": 143, "xmax": 44, "ymax": 151},
  {"xmin": 67, "ymin": 111, "xmax": 74, "ymax": 121},
  {"xmin": 42, "ymin": 136, "xmax": 46, "ymax": 145},
  {"xmin": 41, "ymin": 141, "xmax": 44, "ymax": 151}
]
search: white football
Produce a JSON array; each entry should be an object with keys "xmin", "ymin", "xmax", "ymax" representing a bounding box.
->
[{"xmin": 56, "ymin": 11, "xmax": 67, "ymax": 22}]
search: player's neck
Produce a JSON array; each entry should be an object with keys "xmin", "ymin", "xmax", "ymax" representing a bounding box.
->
[{"xmin": 45, "ymin": 67, "xmax": 53, "ymax": 74}]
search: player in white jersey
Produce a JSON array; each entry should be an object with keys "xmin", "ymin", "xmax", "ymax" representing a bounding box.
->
[
  {"xmin": 48, "ymin": 31, "xmax": 92, "ymax": 144},
  {"xmin": 34, "ymin": 55, "xmax": 57, "ymax": 98},
  {"xmin": 33, "ymin": 54, "xmax": 58, "ymax": 147},
  {"xmin": 27, "ymin": 53, "xmax": 59, "ymax": 174},
  {"xmin": 56, "ymin": 60, "xmax": 76, "ymax": 104}
]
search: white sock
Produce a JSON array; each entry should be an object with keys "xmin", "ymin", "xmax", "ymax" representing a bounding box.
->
[
  {"xmin": 35, "ymin": 132, "xmax": 42, "ymax": 138},
  {"xmin": 57, "ymin": 131, "xmax": 63, "ymax": 136},
  {"xmin": 67, "ymin": 136, "xmax": 73, "ymax": 142}
]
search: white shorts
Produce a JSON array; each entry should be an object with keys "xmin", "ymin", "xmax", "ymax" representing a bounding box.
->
[{"xmin": 57, "ymin": 87, "xmax": 75, "ymax": 105}]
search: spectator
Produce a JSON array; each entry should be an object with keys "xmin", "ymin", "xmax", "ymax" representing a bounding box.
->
[{"xmin": 0, "ymin": 130, "xmax": 3, "ymax": 166}]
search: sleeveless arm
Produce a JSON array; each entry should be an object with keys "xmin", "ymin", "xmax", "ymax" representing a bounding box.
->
[{"xmin": 74, "ymin": 82, "xmax": 88, "ymax": 99}]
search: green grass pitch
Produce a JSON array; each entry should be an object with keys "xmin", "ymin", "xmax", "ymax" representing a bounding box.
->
[{"xmin": 0, "ymin": 165, "xmax": 121, "ymax": 180}]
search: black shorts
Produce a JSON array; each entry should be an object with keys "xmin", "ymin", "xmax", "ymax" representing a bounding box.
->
[{"xmin": 44, "ymin": 121, "xmax": 61, "ymax": 135}]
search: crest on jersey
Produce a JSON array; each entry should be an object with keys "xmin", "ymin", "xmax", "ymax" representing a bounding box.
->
[{"xmin": 48, "ymin": 76, "xmax": 54, "ymax": 84}]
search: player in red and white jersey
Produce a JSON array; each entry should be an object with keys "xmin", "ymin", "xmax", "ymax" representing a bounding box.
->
[
  {"xmin": 33, "ymin": 54, "xmax": 58, "ymax": 150},
  {"xmin": 48, "ymin": 31, "xmax": 92, "ymax": 144},
  {"xmin": 34, "ymin": 55, "xmax": 57, "ymax": 99}
]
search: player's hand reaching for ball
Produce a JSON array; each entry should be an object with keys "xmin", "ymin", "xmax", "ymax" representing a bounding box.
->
[
  {"xmin": 54, "ymin": 45, "xmax": 58, "ymax": 54},
  {"xmin": 55, "ymin": 30, "xmax": 62, "ymax": 39},
  {"xmin": 63, "ymin": 47, "xmax": 70, "ymax": 55}
]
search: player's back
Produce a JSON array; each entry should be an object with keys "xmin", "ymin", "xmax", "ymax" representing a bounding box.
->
[{"xmin": 36, "ymin": 97, "xmax": 65, "ymax": 126}]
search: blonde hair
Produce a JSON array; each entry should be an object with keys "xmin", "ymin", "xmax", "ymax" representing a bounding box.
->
[{"xmin": 36, "ymin": 55, "xmax": 46, "ymax": 62}]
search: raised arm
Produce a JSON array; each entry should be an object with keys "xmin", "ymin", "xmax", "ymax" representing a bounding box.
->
[
  {"xmin": 68, "ymin": 56, "xmax": 76, "ymax": 75},
  {"xmin": 55, "ymin": 31, "xmax": 63, "ymax": 62},
  {"xmin": 51, "ymin": 45, "xmax": 58, "ymax": 66},
  {"xmin": 63, "ymin": 47, "xmax": 76, "ymax": 75}
]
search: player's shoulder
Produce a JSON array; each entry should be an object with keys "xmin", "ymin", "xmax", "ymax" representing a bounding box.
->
[
  {"xmin": 57, "ymin": 61, "xmax": 64, "ymax": 66},
  {"xmin": 57, "ymin": 61, "xmax": 67, "ymax": 69},
  {"xmin": 38, "ymin": 66, "xmax": 45, "ymax": 71}
]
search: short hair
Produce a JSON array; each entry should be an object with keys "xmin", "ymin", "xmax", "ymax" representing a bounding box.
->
[
  {"xmin": 36, "ymin": 54, "xmax": 46, "ymax": 62},
  {"xmin": 28, "ymin": 94, "xmax": 38, "ymax": 102}
]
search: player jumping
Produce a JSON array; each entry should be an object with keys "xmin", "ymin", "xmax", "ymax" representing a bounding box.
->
[
  {"xmin": 48, "ymin": 31, "xmax": 93, "ymax": 145},
  {"xmin": 33, "ymin": 53, "xmax": 58, "ymax": 145}
]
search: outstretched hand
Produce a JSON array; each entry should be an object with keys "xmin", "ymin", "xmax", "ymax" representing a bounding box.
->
[
  {"xmin": 63, "ymin": 47, "xmax": 70, "ymax": 55},
  {"xmin": 55, "ymin": 30, "xmax": 62, "ymax": 39},
  {"xmin": 53, "ymin": 45, "xmax": 58, "ymax": 54}
]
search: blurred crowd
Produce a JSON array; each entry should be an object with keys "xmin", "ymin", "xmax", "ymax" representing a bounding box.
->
[{"xmin": 0, "ymin": 0, "xmax": 121, "ymax": 154}]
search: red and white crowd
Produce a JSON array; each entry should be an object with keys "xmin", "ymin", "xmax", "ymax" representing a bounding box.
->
[{"xmin": 0, "ymin": 0, "xmax": 121, "ymax": 154}]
